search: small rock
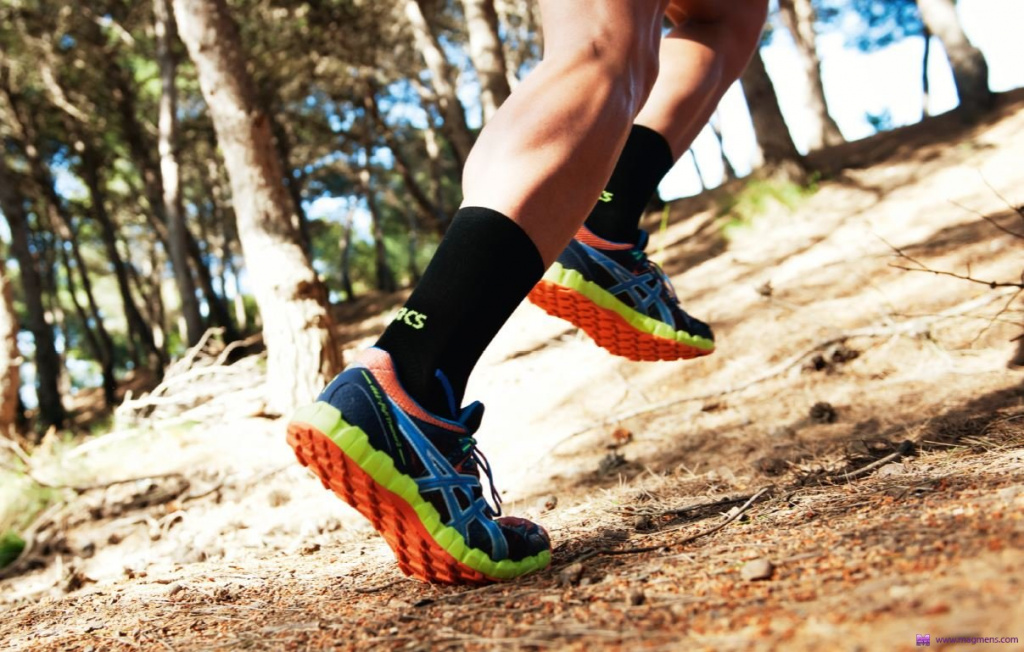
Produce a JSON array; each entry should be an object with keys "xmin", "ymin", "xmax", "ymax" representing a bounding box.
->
[
  {"xmin": 299, "ymin": 542, "xmax": 321, "ymax": 556},
  {"xmin": 632, "ymin": 514, "xmax": 654, "ymax": 531},
  {"xmin": 741, "ymin": 558, "xmax": 774, "ymax": 581},
  {"xmin": 628, "ymin": 589, "xmax": 646, "ymax": 606},
  {"xmin": 167, "ymin": 583, "xmax": 184, "ymax": 598},
  {"xmin": 79, "ymin": 542, "xmax": 96, "ymax": 559},
  {"xmin": 108, "ymin": 532, "xmax": 123, "ymax": 545},
  {"xmin": 598, "ymin": 452, "xmax": 627, "ymax": 476},
  {"xmin": 267, "ymin": 489, "xmax": 291, "ymax": 507},
  {"xmin": 599, "ymin": 528, "xmax": 629, "ymax": 542},
  {"xmin": 755, "ymin": 457, "xmax": 789, "ymax": 477},
  {"xmin": 543, "ymin": 496, "xmax": 558, "ymax": 512},
  {"xmin": 610, "ymin": 427, "xmax": 633, "ymax": 446},
  {"xmin": 997, "ymin": 486, "xmax": 1023, "ymax": 504},
  {"xmin": 809, "ymin": 402, "xmax": 838, "ymax": 424},
  {"xmin": 214, "ymin": 586, "xmax": 234, "ymax": 602},
  {"xmin": 558, "ymin": 562, "xmax": 585, "ymax": 587},
  {"xmin": 876, "ymin": 463, "xmax": 906, "ymax": 478}
]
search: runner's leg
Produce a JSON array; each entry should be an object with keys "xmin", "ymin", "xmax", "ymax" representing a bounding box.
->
[
  {"xmin": 378, "ymin": 0, "xmax": 672, "ymax": 412},
  {"xmin": 585, "ymin": 0, "xmax": 769, "ymax": 243}
]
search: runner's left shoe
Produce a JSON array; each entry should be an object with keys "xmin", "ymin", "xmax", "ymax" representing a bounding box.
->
[{"xmin": 286, "ymin": 348, "xmax": 551, "ymax": 585}]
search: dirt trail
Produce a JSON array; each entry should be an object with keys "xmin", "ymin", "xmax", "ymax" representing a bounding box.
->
[{"xmin": 2, "ymin": 99, "xmax": 1024, "ymax": 651}]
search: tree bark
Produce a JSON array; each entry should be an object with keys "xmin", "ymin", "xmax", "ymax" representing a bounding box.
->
[
  {"xmin": 359, "ymin": 169, "xmax": 398, "ymax": 293},
  {"xmin": 155, "ymin": 0, "xmax": 205, "ymax": 346},
  {"xmin": 79, "ymin": 140, "xmax": 165, "ymax": 370},
  {"xmin": 462, "ymin": 0, "xmax": 512, "ymax": 124},
  {"xmin": 268, "ymin": 111, "xmax": 312, "ymax": 259},
  {"xmin": 0, "ymin": 157, "xmax": 65, "ymax": 429},
  {"xmin": 361, "ymin": 82, "xmax": 445, "ymax": 234},
  {"xmin": 740, "ymin": 50, "xmax": 807, "ymax": 181},
  {"xmin": 340, "ymin": 205, "xmax": 357, "ymax": 303},
  {"xmin": 0, "ymin": 243, "xmax": 21, "ymax": 434},
  {"xmin": 915, "ymin": 0, "xmax": 992, "ymax": 119},
  {"xmin": 172, "ymin": 0, "xmax": 341, "ymax": 414},
  {"xmin": 402, "ymin": 0, "xmax": 475, "ymax": 164},
  {"xmin": 777, "ymin": 0, "xmax": 844, "ymax": 150},
  {"xmin": 922, "ymin": 27, "xmax": 933, "ymax": 117},
  {"xmin": 709, "ymin": 113, "xmax": 736, "ymax": 182}
]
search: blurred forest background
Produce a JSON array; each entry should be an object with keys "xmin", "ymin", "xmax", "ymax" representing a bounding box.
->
[{"xmin": 0, "ymin": 0, "xmax": 1017, "ymax": 437}]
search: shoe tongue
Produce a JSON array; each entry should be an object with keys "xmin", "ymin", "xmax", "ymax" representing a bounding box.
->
[
  {"xmin": 432, "ymin": 368, "xmax": 485, "ymax": 433},
  {"xmin": 457, "ymin": 401, "xmax": 485, "ymax": 433},
  {"xmin": 633, "ymin": 229, "xmax": 650, "ymax": 253}
]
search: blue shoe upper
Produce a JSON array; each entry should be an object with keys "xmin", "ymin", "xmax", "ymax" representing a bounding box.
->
[
  {"xmin": 317, "ymin": 351, "xmax": 547, "ymax": 562},
  {"xmin": 556, "ymin": 230, "xmax": 715, "ymax": 342}
]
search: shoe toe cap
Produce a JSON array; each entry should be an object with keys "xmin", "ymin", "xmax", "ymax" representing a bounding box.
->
[{"xmin": 495, "ymin": 516, "xmax": 551, "ymax": 560}]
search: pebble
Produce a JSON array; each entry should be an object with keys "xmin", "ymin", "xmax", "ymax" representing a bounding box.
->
[
  {"xmin": 558, "ymin": 563, "xmax": 584, "ymax": 587},
  {"xmin": 876, "ymin": 463, "xmax": 906, "ymax": 478},
  {"xmin": 741, "ymin": 558, "xmax": 774, "ymax": 581},
  {"xmin": 633, "ymin": 514, "xmax": 654, "ymax": 531},
  {"xmin": 599, "ymin": 528, "xmax": 629, "ymax": 542}
]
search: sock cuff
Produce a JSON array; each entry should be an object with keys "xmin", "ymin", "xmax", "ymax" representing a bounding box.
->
[
  {"xmin": 449, "ymin": 206, "xmax": 545, "ymax": 279},
  {"xmin": 624, "ymin": 125, "xmax": 674, "ymax": 174}
]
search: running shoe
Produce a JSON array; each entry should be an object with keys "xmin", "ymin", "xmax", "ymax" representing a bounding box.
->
[
  {"xmin": 529, "ymin": 227, "xmax": 715, "ymax": 361},
  {"xmin": 286, "ymin": 348, "xmax": 551, "ymax": 585}
]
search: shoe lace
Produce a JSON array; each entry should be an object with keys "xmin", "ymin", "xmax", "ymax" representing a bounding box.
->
[
  {"xmin": 458, "ymin": 437, "xmax": 503, "ymax": 518},
  {"xmin": 632, "ymin": 248, "xmax": 679, "ymax": 303}
]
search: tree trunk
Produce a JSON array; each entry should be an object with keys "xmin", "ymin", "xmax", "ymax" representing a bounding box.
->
[
  {"xmin": 361, "ymin": 82, "xmax": 446, "ymax": 234},
  {"xmin": 922, "ymin": 27, "xmax": 933, "ymax": 117},
  {"xmin": 709, "ymin": 113, "xmax": 736, "ymax": 182},
  {"xmin": 172, "ymin": 0, "xmax": 341, "ymax": 414},
  {"xmin": 777, "ymin": 0, "xmax": 844, "ymax": 150},
  {"xmin": 0, "ymin": 244, "xmax": 21, "ymax": 434},
  {"xmin": 915, "ymin": 0, "xmax": 992, "ymax": 119},
  {"xmin": 359, "ymin": 170, "xmax": 398, "ymax": 293},
  {"xmin": 79, "ymin": 141, "xmax": 165, "ymax": 370},
  {"xmin": 462, "ymin": 0, "xmax": 512, "ymax": 124},
  {"xmin": 402, "ymin": 0, "xmax": 475, "ymax": 164},
  {"xmin": 56, "ymin": 235, "xmax": 117, "ymax": 408},
  {"xmin": 155, "ymin": 0, "xmax": 205, "ymax": 346},
  {"xmin": 340, "ymin": 205, "xmax": 357, "ymax": 303},
  {"xmin": 0, "ymin": 157, "xmax": 65, "ymax": 429},
  {"xmin": 740, "ymin": 50, "xmax": 807, "ymax": 181},
  {"xmin": 689, "ymin": 149, "xmax": 706, "ymax": 192},
  {"xmin": 268, "ymin": 111, "xmax": 312, "ymax": 258}
]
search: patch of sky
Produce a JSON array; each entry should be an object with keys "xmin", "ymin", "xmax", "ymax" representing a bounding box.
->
[{"xmin": 660, "ymin": 0, "xmax": 1024, "ymax": 201}]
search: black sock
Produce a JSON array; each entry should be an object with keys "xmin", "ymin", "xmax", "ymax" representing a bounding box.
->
[
  {"xmin": 584, "ymin": 125, "xmax": 675, "ymax": 244},
  {"xmin": 374, "ymin": 207, "xmax": 545, "ymax": 415}
]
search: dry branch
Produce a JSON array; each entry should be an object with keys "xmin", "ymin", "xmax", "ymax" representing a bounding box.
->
[{"xmin": 549, "ymin": 291, "xmax": 1015, "ymax": 451}]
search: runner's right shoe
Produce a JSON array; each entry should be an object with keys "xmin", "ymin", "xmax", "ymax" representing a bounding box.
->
[
  {"xmin": 529, "ymin": 227, "xmax": 715, "ymax": 362},
  {"xmin": 286, "ymin": 348, "xmax": 551, "ymax": 585}
]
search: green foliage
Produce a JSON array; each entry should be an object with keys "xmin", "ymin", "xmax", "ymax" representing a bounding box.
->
[
  {"xmin": 717, "ymin": 178, "xmax": 819, "ymax": 240},
  {"xmin": 0, "ymin": 531, "xmax": 25, "ymax": 569}
]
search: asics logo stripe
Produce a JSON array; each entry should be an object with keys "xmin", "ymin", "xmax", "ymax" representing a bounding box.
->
[{"xmin": 395, "ymin": 308, "xmax": 428, "ymax": 330}]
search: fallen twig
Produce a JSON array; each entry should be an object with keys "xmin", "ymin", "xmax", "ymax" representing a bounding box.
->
[
  {"xmin": 829, "ymin": 440, "xmax": 915, "ymax": 483},
  {"xmin": 574, "ymin": 487, "xmax": 773, "ymax": 561},
  {"xmin": 546, "ymin": 291, "xmax": 1014, "ymax": 453}
]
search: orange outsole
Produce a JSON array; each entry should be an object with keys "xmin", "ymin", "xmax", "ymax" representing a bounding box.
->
[
  {"xmin": 528, "ymin": 280, "xmax": 714, "ymax": 362},
  {"xmin": 286, "ymin": 422, "xmax": 492, "ymax": 585}
]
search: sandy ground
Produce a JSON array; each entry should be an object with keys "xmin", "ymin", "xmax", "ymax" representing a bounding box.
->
[{"xmin": 1, "ymin": 96, "xmax": 1023, "ymax": 651}]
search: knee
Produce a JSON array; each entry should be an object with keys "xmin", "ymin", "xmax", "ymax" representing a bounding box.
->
[
  {"xmin": 717, "ymin": 0, "xmax": 769, "ymax": 80},
  {"xmin": 669, "ymin": 0, "xmax": 769, "ymax": 80}
]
